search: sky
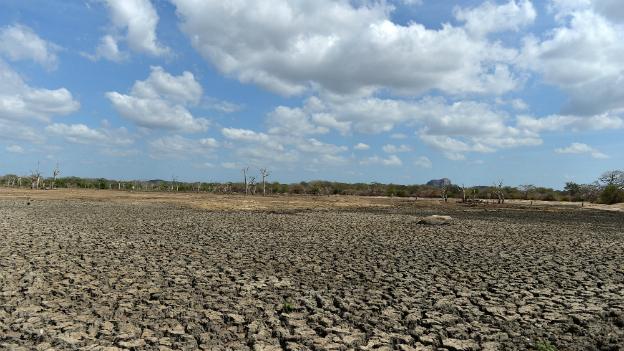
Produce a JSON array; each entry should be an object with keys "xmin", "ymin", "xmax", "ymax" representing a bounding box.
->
[{"xmin": 0, "ymin": 0, "xmax": 622, "ymax": 188}]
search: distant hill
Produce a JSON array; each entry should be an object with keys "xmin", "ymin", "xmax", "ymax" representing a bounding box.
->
[{"xmin": 426, "ymin": 178, "xmax": 452, "ymax": 187}]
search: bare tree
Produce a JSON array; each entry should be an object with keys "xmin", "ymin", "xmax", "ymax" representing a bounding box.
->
[
  {"xmin": 599, "ymin": 170, "xmax": 624, "ymax": 189},
  {"xmin": 248, "ymin": 176, "xmax": 257, "ymax": 195},
  {"xmin": 171, "ymin": 175, "xmax": 178, "ymax": 192},
  {"xmin": 518, "ymin": 184, "xmax": 535, "ymax": 200},
  {"xmin": 461, "ymin": 184, "xmax": 467, "ymax": 203},
  {"xmin": 260, "ymin": 168, "xmax": 270, "ymax": 196},
  {"xmin": 30, "ymin": 162, "xmax": 42, "ymax": 190},
  {"xmin": 52, "ymin": 163, "xmax": 60, "ymax": 189},
  {"xmin": 494, "ymin": 180, "xmax": 505, "ymax": 204},
  {"xmin": 242, "ymin": 167, "xmax": 249, "ymax": 195}
]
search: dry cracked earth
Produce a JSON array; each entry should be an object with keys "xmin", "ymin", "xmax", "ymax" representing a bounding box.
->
[{"xmin": 1, "ymin": 197, "xmax": 623, "ymax": 351}]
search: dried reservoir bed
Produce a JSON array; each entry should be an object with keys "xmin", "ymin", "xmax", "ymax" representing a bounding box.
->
[{"xmin": 0, "ymin": 192, "xmax": 623, "ymax": 350}]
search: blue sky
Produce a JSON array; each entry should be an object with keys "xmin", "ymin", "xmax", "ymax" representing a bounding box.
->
[{"xmin": 0, "ymin": 0, "xmax": 622, "ymax": 188}]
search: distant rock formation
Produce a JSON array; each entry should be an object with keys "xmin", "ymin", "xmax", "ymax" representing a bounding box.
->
[{"xmin": 426, "ymin": 178, "xmax": 452, "ymax": 187}]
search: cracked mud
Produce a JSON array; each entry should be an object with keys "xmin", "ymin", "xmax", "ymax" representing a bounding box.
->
[{"xmin": 1, "ymin": 197, "xmax": 623, "ymax": 350}]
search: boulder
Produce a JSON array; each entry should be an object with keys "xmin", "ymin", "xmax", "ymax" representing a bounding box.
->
[{"xmin": 417, "ymin": 215, "xmax": 452, "ymax": 225}]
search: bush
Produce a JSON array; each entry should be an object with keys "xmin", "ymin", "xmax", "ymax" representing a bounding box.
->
[
  {"xmin": 535, "ymin": 340, "xmax": 557, "ymax": 351},
  {"xmin": 599, "ymin": 184, "xmax": 624, "ymax": 205}
]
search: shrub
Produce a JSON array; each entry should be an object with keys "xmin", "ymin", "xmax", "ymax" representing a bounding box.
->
[
  {"xmin": 282, "ymin": 302, "xmax": 294, "ymax": 313},
  {"xmin": 599, "ymin": 184, "xmax": 624, "ymax": 205},
  {"xmin": 535, "ymin": 340, "xmax": 557, "ymax": 351}
]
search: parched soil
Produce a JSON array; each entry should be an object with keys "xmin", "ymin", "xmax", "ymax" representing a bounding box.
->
[{"xmin": 0, "ymin": 193, "xmax": 623, "ymax": 350}]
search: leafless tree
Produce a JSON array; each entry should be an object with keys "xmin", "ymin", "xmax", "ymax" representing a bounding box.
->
[
  {"xmin": 52, "ymin": 163, "xmax": 60, "ymax": 189},
  {"xmin": 30, "ymin": 162, "xmax": 42, "ymax": 190},
  {"xmin": 599, "ymin": 170, "xmax": 624, "ymax": 189},
  {"xmin": 242, "ymin": 167, "xmax": 249, "ymax": 195},
  {"xmin": 171, "ymin": 175, "xmax": 179, "ymax": 192},
  {"xmin": 518, "ymin": 184, "xmax": 535, "ymax": 200},
  {"xmin": 248, "ymin": 176, "xmax": 257, "ymax": 195},
  {"xmin": 494, "ymin": 180, "xmax": 505, "ymax": 204},
  {"xmin": 260, "ymin": 168, "xmax": 270, "ymax": 196},
  {"xmin": 461, "ymin": 184, "xmax": 467, "ymax": 203}
]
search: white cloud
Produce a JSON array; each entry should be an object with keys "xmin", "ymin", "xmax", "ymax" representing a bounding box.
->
[
  {"xmin": 382, "ymin": 144, "xmax": 412, "ymax": 153},
  {"xmin": 86, "ymin": 35, "xmax": 127, "ymax": 62},
  {"xmin": 549, "ymin": 0, "xmax": 624, "ymax": 22},
  {"xmin": 6, "ymin": 144, "xmax": 24, "ymax": 153},
  {"xmin": 0, "ymin": 60, "xmax": 79, "ymax": 121},
  {"xmin": 517, "ymin": 113, "xmax": 624, "ymax": 132},
  {"xmin": 149, "ymin": 135, "xmax": 219, "ymax": 158},
  {"xmin": 354, "ymin": 143, "xmax": 370, "ymax": 150},
  {"xmin": 0, "ymin": 120, "xmax": 44, "ymax": 143},
  {"xmin": 222, "ymin": 128, "xmax": 281, "ymax": 149},
  {"xmin": 418, "ymin": 134, "xmax": 495, "ymax": 161},
  {"xmin": 454, "ymin": 0, "xmax": 536, "ymax": 37},
  {"xmin": 360, "ymin": 154, "xmax": 403, "ymax": 166},
  {"xmin": 101, "ymin": 0, "xmax": 169, "ymax": 57},
  {"xmin": 521, "ymin": 8, "xmax": 624, "ymax": 115},
  {"xmin": 390, "ymin": 133, "xmax": 408, "ymax": 139},
  {"xmin": 555, "ymin": 142, "xmax": 609, "ymax": 159},
  {"xmin": 221, "ymin": 127, "xmax": 349, "ymax": 165},
  {"xmin": 221, "ymin": 162, "xmax": 239, "ymax": 169},
  {"xmin": 45, "ymin": 122, "xmax": 134, "ymax": 146},
  {"xmin": 414, "ymin": 156, "xmax": 432, "ymax": 168},
  {"xmin": 0, "ymin": 24, "xmax": 60, "ymax": 69},
  {"xmin": 204, "ymin": 97, "xmax": 243, "ymax": 113},
  {"xmin": 267, "ymin": 106, "xmax": 329, "ymax": 136},
  {"xmin": 172, "ymin": 0, "xmax": 520, "ymax": 97},
  {"xmin": 132, "ymin": 66, "xmax": 202, "ymax": 105},
  {"xmin": 107, "ymin": 66, "xmax": 209, "ymax": 132},
  {"xmin": 295, "ymin": 138, "xmax": 347, "ymax": 155}
]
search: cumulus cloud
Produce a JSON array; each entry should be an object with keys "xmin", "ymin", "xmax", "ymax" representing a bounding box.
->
[
  {"xmin": 6, "ymin": 144, "xmax": 24, "ymax": 153},
  {"xmin": 92, "ymin": 0, "xmax": 169, "ymax": 60},
  {"xmin": 107, "ymin": 66, "xmax": 209, "ymax": 132},
  {"xmin": 0, "ymin": 60, "xmax": 79, "ymax": 121},
  {"xmin": 203, "ymin": 97, "xmax": 243, "ymax": 114},
  {"xmin": 0, "ymin": 24, "xmax": 60, "ymax": 69},
  {"xmin": 555, "ymin": 142, "xmax": 608, "ymax": 159},
  {"xmin": 46, "ymin": 122, "xmax": 134, "ymax": 146},
  {"xmin": 360, "ymin": 155, "xmax": 403, "ymax": 166},
  {"xmin": 353, "ymin": 143, "xmax": 370, "ymax": 151},
  {"xmin": 521, "ymin": 7, "xmax": 624, "ymax": 116},
  {"xmin": 267, "ymin": 106, "xmax": 329, "ymax": 136},
  {"xmin": 418, "ymin": 134, "xmax": 493, "ymax": 161},
  {"xmin": 148, "ymin": 135, "xmax": 219, "ymax": 158},
  {"xmin": 455, "ymin": 0, "xmax": 536, "ymax": 37},
  {"xmin": 88, "ymin": 35, "xmax": 127, "ymax": 62},
  {"xmin": 414, "ymin": 156, "xmax": 432, "ymax": 168},
  {"xmin": 517, "ymin": 113, "xmax": 624, "ymax": 132},
  {"xmin": 172, "ymin": 0, "xmax": 521, "ymax": 97},
  {"xmin": 0, "ymin": 120, "xmax": 44, "ymax": 143},
  {"xmin": 262, "ymin": 94, "xmax": 542, "ymax": 160},
  {"xmin": 382, "ymin": 144, "xmax": 412, "ymax": 153},
  {"xmin": 221, "ymin": 127, "xmax": 348, "ymax": 165}
]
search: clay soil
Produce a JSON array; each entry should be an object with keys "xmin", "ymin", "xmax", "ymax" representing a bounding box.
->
[{"xmin": 1, "ymin": 189, "xmax": 623, "ymax": 350}]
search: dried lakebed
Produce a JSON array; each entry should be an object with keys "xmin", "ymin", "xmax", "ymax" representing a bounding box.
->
[{"xmin": 1, "ymin": 199, "xmax": 623, "ymax": 350}]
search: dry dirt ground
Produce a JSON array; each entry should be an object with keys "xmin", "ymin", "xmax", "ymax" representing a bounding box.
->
[{"xmin": 0, "ymin": 189, "xmax": 623, "ymax": 351}]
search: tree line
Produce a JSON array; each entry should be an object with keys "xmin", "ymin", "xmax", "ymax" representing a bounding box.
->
[{"xmin": 1, "ymin": 166, "xmax": 623, "ymax": 205}]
